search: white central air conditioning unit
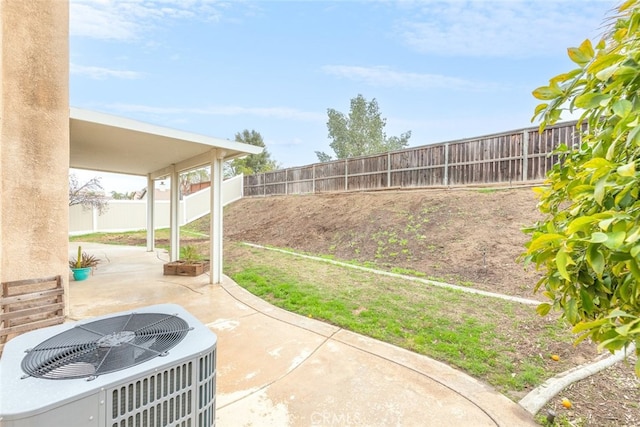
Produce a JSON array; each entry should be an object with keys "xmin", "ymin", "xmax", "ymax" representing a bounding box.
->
[{"xmin": 0, "ymin": 304, "xmax": 217, "ymax": 427}]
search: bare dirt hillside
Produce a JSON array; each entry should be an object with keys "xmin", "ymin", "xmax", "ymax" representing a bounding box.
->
[
  {"xmin": 221, "ymin": 186, "xmax": 639, "ymax": 426},
  {"xmin": 224, "ymin": 186, "xmax": 545, "ymax": 299},
  {"xmin": 87, "ymin": 185, "xmax": 638, "ymax": 425}
]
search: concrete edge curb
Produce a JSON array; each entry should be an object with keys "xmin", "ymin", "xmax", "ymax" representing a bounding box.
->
[
  {"xmin": 242, "ymin": 242, "xmax": 540, "ymax": 306},
  {"xmin": 240, "ymin": 241, "xmax": 637, "ymax": 420},
  {"xmin": 218, "ymin": 274, "xmax": 537, "ymax": 425},
  {"xmin": 518, "ymin": 343, "xmax": 637, "ymax": 415}
]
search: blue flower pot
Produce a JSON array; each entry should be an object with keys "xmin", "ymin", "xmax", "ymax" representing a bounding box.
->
[{"xmin": 71, "ymin": 267, "xmax": 92, "ymax": 281}]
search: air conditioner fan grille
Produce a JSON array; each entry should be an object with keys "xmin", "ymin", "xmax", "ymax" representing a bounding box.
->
[{"xmin": 21, "ymin": 312, "xmax": 190, "ymax": 380}]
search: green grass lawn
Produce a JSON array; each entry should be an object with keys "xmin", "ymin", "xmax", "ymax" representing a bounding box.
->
[
  {"xmin": 72, "ymin": 228, "xmax": 586, "ymax": 401},
  {"xmin": 224, "ymin": 242, "xmax": 582, "ymax": 400}
]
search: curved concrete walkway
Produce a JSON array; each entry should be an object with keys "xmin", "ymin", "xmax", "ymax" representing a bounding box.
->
[{"xmin": 68, "ymin": 243, "xmax": 536, "ymax": 426}]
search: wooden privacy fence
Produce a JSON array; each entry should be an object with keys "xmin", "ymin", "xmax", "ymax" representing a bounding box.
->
[
  {"xmin": 244, "ymin": 120, "xmax": 584, "ymax": 196},
  {"xmin": 0, "ymin": 276, "xmax": 65, "ymax": 355}
]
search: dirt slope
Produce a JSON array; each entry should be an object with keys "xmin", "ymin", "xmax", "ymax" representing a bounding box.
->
[
  {"xmin": 221, "ymin": 186, "xmax": 639, "ymax": 426},
  {"xmin": 72, "ymin": 186, "xmax": 639, "ymax": 425},
  {"xmin": 224, "ymin": 186, "xmax": 545, "ymax": 299}
]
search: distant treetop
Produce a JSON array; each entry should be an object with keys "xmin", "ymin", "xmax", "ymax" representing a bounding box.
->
[
  {"xmin": 316, "ymin": 94, "xmax": 411, "ymax": 162},
  {"xmin": 226, "ymin": 129, "xmax": 278, "ymax": 177}
]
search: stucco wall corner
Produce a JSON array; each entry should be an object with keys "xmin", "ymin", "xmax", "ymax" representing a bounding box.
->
[{"xmin": 1, "ymin": 0, "xmax": 70, "ymax": 288}]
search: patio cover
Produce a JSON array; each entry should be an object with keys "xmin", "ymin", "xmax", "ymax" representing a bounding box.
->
[{"xmin": 69, "ymin": 107, "xmax": 263, "ymax": 284}]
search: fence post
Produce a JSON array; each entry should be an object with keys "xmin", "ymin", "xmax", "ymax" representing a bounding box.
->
[
  {"xmin": 522, "ymin": 130, "xmax": 529, "ymax": 182},
  {"xmin": 387, "ymin": 152, "xmax": 391, "ymax": 187},
  {"xmin": 263, "ymin": 173, "xmax": 266, "ymax": 197},
  {"xmin": 92, "ymin": 206, "xmax": 99, "ymax": 233},
  {"xmin": 312, "ymin": 165, "xmax": 316, "ymax": 193},
  {"xmin": 443, "ymin": 143, "xmax": 449, "ymax": 186},
  {"xmin": 285, "ymin": 169, "xmax": 288, "ymax": 195},
  {"xmin": 345, "ymin": 159, "xmax": 348, "ymax": 191},
  {"xmin": 184, "ymin": 196, "xmax": 189, "ymax": 225}
]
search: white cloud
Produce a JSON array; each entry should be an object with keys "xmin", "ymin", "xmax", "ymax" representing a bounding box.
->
[
  {"xmin": 322, "ymin": 65, "xmax": 496, "ymax": 91},
  {"xmin": 71, "ymin": 2, "xmax": 139, "ymax": 40},
  {"xmin": 70, "ymin": 63, "xmax": 143, "ymax": 80},
  {"xmin": 106, "ymin": 103, "xmax": 325, "ymax": 122},
  {"xmin": 394, "ymin": 0, "xmax": 615, "ymax": 58},
  {"xmin": 70, "ymin": 0, "xmax": 230, "ymax": 41}
]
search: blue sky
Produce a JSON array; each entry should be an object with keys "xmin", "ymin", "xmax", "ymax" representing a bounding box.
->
[{"xmin": 70, "ymin": 0, "xmax": 618, "ymax": 192}]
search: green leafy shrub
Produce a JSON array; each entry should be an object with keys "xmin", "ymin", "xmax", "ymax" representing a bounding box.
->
[
  {"xmin": 522, "ymin": 0, "xmax": 640, "ymax": 376},
  {"xmin": 69, "ymin": 245, "xmax": 100, "ymax": 269},
  {"xmin": 180, "ymin": 245, "xmax": 203, "ymax": 263}
]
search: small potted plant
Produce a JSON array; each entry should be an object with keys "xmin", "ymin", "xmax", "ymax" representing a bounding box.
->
[
  {"xmin": 69, "ymin": 245, "xmax": 99, "ymax": 281},
  {"xmin": 163, "ymin": 245, "xmax": 210, "ymax": 276}
]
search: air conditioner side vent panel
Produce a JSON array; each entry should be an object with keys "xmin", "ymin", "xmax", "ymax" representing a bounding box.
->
[
  {"xmin": 197, "ymin": 349, "xmax": 216, "ymax": 427},
  {"xmin": 106, "ymin": 348, "xmax": 216, "ymax": 427}
]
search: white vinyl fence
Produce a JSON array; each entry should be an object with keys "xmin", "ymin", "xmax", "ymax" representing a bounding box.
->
[{"xmin": 69, "ymin": 174, "xmax": 244, "ymax": 235}]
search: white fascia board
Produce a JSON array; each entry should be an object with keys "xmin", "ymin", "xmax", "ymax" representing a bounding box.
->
[{"xmin": 70, "ymin": 107, "xmax": 263, "ymax": 156}]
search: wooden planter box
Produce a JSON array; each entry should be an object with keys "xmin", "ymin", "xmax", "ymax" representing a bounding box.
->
[{"xmin": 163, "ymin": 260, "xmax": 210, "ymax": 277}]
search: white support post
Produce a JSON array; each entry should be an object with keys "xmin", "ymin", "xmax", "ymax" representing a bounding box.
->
[
  {"xmin": 146, "ymin": 175, "xmax": 155, "ymax": 252},
  {"xmin": 170, "ymin": 166, "xmax": 180, "ymax": 261},
  {"xmin": 210, "ymin": 149, "xmax": 225, "ymax": 284},
  {"xmin": 92, "ymin": 206, "xmax": 99, "ymax": 233}
]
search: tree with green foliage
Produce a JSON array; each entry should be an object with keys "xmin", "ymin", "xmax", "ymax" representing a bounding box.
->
[
  {"xmin": 316, "ymin": 94, "xmax": 411, "ymax": 162},
  {"xmin": 179, "ymin": 167, "xmax": 210, "ymax": 197},
  {"xmin": 226, "ymin": 129, "xmax": 278, "ymax": 177},
  {"xmin": 522, "ymin": 0, "xmax": 640, "ymax": 375},
  {"xmin": 111, "ymin": 190, "xmax": 139, "ymax": 200}
]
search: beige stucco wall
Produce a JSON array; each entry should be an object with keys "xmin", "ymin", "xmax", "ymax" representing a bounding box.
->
[{"xmin": 1, "ymin": 1, "xmax": 69, "ymax": 286}]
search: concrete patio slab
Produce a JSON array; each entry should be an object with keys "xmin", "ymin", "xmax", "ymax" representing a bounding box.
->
[{"xmin": 67, "ymin": 243, "xmax": 536, "ymax": 426}]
